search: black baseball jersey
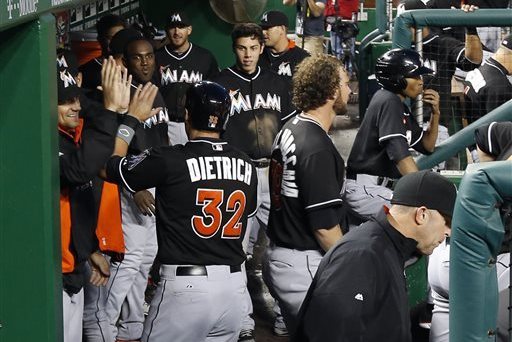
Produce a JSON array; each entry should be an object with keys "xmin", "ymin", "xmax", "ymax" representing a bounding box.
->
[
  {"xmin": 155, "ymin": 43, "xmax": 219, "ymax": 121},
  {"xmin": 79, "ymin": 57, "xmax": 103, "ymax": 90},
  {"xmin": 464, "ymin": 57, "xmax": 512, "ymax": 124},
  {"xmin": 421, "ymin": 33, "xmax": 480, "ymax": 123},
  {"xmin": 267, "ymin": 114, "xmax": 345, "ymax": 251},
  {"xmin": 127, "ymin": 84, "xmax": 170, "ymax": 154},
  {"xmin": 347, "ymin": 89, "xmax": 429, "ymax": 179},
  {"xmin": 212, "ymin": 66, "xmax": 295, "ymax": 160},
  {"xmin": 106, "ymin": 138, "xmax": 258, "ymax": 266},
  {"xmin": 258, "ymin": 43, "xmax": 310, "ymax": 83}
]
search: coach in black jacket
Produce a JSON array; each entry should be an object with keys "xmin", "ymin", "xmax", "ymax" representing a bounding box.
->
[{"xmin": 294, "ymin": 171, "xmax": 457, "ymax": 342}]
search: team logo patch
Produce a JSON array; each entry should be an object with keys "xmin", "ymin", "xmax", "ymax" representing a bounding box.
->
[
  {"xmin": 208, "ymin": 115, "xmax": 219, "ymax": 128},
  {"xmin": 125, "ymin": 149, "xmax": 152, "ymax": 170}
]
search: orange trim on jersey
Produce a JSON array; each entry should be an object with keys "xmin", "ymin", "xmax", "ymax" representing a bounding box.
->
[
  {"xmin": 96, "ymin": 182, "xmax": 125, "ymax": 255},
  {"xmin": 60, "ymin": 189, "xmax": 75, "ymax": 273},
  {"xmin": 288, "ymin": 39, "xmax": 296, "ymax": 49},
  {"xmin": 58, "ymin": 119, "xmax": 84, "ymax": 145}
]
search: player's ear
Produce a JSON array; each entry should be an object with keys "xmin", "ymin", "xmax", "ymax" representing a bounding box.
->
[
  {"xmin": 415, "ymin": 206, "xmax": 429, "ymax": 226},
  {"xmin": 187, "ymin": 26, "xmax": 192, "ymax": 35}
]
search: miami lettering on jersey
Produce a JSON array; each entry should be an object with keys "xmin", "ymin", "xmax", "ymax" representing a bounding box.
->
[
  {"xmin": 274, "ymin": 128, "xmax": 298, "ymax": 198},
  {"xmin": 229, "ymin": 90, "xmax": 281, "ymax": 115},
  {"xmin": 142, "ymin": 107, "xmax": 170, "ymax": 129},
  {"xmin": 186, "ymin": 156, "xmax": 253, "ymax": 185},
  {"xmin": 277, "ymin": 62, "xmax": 292, "ymax": 77},
  {"xmin": 160, "ymin": 67, "xmax": 203, "ymax": 85}
]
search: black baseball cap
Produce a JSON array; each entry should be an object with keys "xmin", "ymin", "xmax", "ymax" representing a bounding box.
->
[
  {"xmin": 391, "ymin": 170, "xmax": 457, "ymax": 219},
  {"xmin": 166, "ymin": 11, "xmax": 191, "ymax": 28},
  {"xmin": 259, "ymin": 10, "xmax": 289, "ymax": 29},
  {"xmin": 109, "ymin": 28, "xmax": 143, "ymax": 56},
  {"xmin": 56, "ymin": 50, "xmax": 81, "ymax": 103},
  {"xmin": 501, "ymin": 34, "xmax": 512, "ymax": 50}
]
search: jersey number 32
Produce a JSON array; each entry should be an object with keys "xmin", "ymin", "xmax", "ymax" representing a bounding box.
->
[{"xmin": 191, "ymin": 188, "xmax": 246, "ymax": 239}]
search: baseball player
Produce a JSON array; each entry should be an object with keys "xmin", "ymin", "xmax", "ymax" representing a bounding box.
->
[
  {"xmin": 100, "ymin": 37, "xmax": 170, "ymax": 342},
  {"xmin": 429, "ymin": 122, "xmax": 512, "ymax": 342},
  {"xmin": 79, "ymin": 14, "xmax": 126, "ymax": 91},
  {"xmin": 155, "ymin": 11, "xmax": 219, "ymax": 146},
  {"xmin": 212, "ymin": 23, "xmax": 295, "ymax": 341},
  {"xmin": 463, "ymin": 34, "xmax": 512, "ymax": 162},
  {"xmin": 401, "ymin": 0, "xmax": 482, "ymax": 133},
  {"xmin": 258, "ymin": 10, "xmax": 310, "ymax": 84},
  {"xmin": 464, "ymin": 34, "xmax": 512, "ymax": 125},
  {"xmin": 264, "ymin": 54, "xmax": 350, "ymax": 334},
  {"xmin": 57, "ymin": 54, "xmax": 133, "ymax": 341},
  {"xmin": 105, "ymin": 81, "xmax": 258, "ymax": 342},
  {"xmin": 345, "ymin": 49, "xmax": 440, "ymax": 223}
]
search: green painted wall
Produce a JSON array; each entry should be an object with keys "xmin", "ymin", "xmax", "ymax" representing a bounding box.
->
[{"xmin": 0, "ymin": 14, "xmax": 62, "ymax": 341}]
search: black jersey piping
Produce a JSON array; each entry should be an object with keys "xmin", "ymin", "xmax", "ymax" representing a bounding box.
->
[
  {"xmin": 118, "ymin": 157, "xmax": 136, "ymax": 193},
  {"xmin": 226, "ymin": 66, "xmax": 261, "ymax": 82}
]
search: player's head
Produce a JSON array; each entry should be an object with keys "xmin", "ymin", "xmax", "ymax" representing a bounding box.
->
[
  {"xmin": 123, "ymin": 37, "xmax": 155, "ymax": 83},
  {"xmin": 96, "ymin": 14, "xmax": 126, "ymax": 56},
  {"xmin": 390, "ymin": 170, "xmax": 457, "ymax": 255},
  {"xmin": 57, "ymin": 51, "xmax": 82, "ymax": 130},
  {"xmin": 231, "ymin": 23, "xmax": 264, "ymax": 74},
  {"xmin": 165, "ymin": 11, "xmax": 192, "ymax": 50},
  {"xmin": 292, "ymin": 55, "xmax": 351, "ymax": 115},
  {"xmin": 259, "ymin": 10, "xmax": 288, "ymax": 48},
  {"xmin": 109, "ymin": 28, "xmax": 144, "ymax": 64},
  {"xmin": 375, "ymin": 48, "xmax": 433, "ymax": 97},
  {"xmin": 185, "ymin": 81, "xmax": 231, "ymax": 134}
]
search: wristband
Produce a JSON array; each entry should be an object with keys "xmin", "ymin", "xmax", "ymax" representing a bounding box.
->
[
  {"xmin": 465, "ymin": 26, "xmax": 478, "ymax": 35},
  {"xmin": 117, "ymin": 124, "xmax": 135, "ymax": 145},
  {"xmin": 122, "ymin": 114, "xmax": 141, "ymax": 130}
]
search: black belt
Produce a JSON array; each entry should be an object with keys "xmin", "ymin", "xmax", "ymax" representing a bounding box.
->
[
  {"xmin": 252, "ymin": 159, "xmax": 270, "ymax": 168},
  {"xmin": 175, "ymin": 265, "xmax": 241, "ymax": 276}
]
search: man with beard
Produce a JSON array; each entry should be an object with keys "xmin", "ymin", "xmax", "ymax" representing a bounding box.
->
[
  {"xmin": 155, "ymin": 11, "xmax": 219, "ymax": 145},
  {"xmin": 263, "ymin": 54, "xmax": 350, "ymax": 334}
]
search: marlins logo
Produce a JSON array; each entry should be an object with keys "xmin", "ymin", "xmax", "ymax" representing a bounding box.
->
[
  {"xmin": 277, "ymin": 62, "xmax": 292, "ymax": 77},
  {"xmin": 170, "ymin": 13, "xmax": 182, "ymax": 23},
  {"xmin": 228, "ymin": 89, "xmax": 281, "ymax": 116},
  {"xmin": 125, "ymin": 149, "xmax": 152, "ymax": 171},
  {"xmin": 60, "ymin": 70, "xmax": 77, "ymax": 88},
  {"xmin": 208, "ymin": 115, "xmax": 219, "ymax": 128},
  {"xmin": 56, "ymin": 55, "xmax": 69, "ymax": 69}
]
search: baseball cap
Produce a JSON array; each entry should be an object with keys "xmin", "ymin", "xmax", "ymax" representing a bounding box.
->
[
  {"xmin": 391, "ymin": 170, "xmax": 457, "ymax": 220},
  {"xmin": 109, "ymin": 28, "xmax": 143, "ymax": 56},
  {"xmin": 501, "ymin": 34, "xmax": 512, "ymax": 50},
  {"xmin": 166, "ymin": 11, "xmax": 191, "ymax": 28},
  {"xmin": 56, "ymin": 50, "xmax": 81, "ymax": 103},
  {"xmin": 259, "ymin": 10, "xmax": 289, "ymax": 29}
]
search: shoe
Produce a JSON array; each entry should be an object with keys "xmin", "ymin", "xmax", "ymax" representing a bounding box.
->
[
  {"xmin": 273, "ymin": 317, "xmax": 289, "ymax": 337},
  {"xmin": 238, "ymin": 329, "xmax": 255, "ymax": 342}
]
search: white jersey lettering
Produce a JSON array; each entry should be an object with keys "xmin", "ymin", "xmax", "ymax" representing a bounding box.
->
[{"xmin": 186, "ymin": 157, "xmax": 252, "ymax": 185}]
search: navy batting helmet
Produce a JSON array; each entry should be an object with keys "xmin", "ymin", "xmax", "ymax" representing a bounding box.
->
[
  {"xmin": 375, "ymin": 49, "xmax": 434, "ymax": 92},
  {"xmin": 185, "ymin": 81, "xmax": 231, "ymax": 132}
]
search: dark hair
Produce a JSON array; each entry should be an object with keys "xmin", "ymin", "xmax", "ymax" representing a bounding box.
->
[
  {"xmin": 231, "ymin": 23, "xmax": 264, "ymax": 48},
  {"xmin": 123, "ymin": 37, "xmax": 153, "ymax": 59},
  {"xmin": 292, "ymin": 55, "xmax": 343, "ymax": 112},
  {"xmin": 96, "ymin": 14, "xmax": 126, "ymax": 38}
]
